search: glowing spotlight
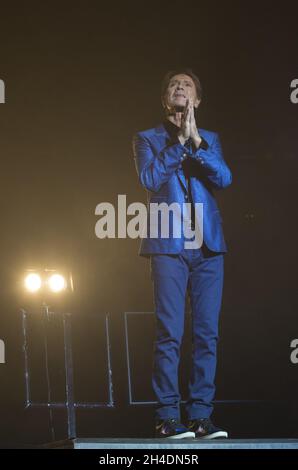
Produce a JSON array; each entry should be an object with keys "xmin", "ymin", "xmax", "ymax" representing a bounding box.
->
[
  {"xmin": 24, "ymin": 273, "xmax": 42, "ymax": 293},
  {"xmin": 47, "ymin": 274, "xmax": 67, "ymax": 293}
]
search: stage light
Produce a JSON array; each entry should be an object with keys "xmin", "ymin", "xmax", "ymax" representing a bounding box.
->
[
  {"xmin": 47, "ymin": 273, "xmax": 66, "ymax": 293},
  {"xmin": 22, "ymin": 269, "xmax": 73, "ymax": 298},
  {"xmin": 24, "ymin": 273, "xmax": 42, "ymax": 293}
]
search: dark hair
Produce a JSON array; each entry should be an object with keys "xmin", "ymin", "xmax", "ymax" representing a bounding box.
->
[{"xmin": 161, "ymin": 68, "xmax": 203, "ymax": 106}]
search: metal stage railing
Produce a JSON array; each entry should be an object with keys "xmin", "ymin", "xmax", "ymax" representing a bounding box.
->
[{"xmin": 21, "ymin": 307, "xmax": 114, "ymax": 440}]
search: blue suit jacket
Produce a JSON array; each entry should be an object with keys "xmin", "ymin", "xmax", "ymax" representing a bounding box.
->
[{"xmin": 133, "ymin": 122, "xmax": 232, "ymax": 257}]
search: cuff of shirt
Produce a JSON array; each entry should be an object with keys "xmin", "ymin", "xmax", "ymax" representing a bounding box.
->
[{"xmin": 193, "ymin": 137, "xmax": 209, "ymax": 165}]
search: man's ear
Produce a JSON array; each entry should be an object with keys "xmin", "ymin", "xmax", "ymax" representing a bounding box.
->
[
  {"xmin": 194, "ymin": 98, "xmax": 201, "ymax": 109},
  {"xmin": 162, "ymin": 97, "xmax": 172, "ymax": 114},
  {"xmin": 161, "ymin": 98, "xmax": 166, "ymax": 109}
]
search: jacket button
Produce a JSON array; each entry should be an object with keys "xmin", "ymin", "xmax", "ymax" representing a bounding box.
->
[{"xmin": 184, "ymin": 195, "xmax": 188, "ymax": 201}]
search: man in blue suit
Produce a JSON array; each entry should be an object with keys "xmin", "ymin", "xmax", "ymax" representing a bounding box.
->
[{"xmin": 133, "ymin": 69, "xmax": 232, "ymax": 439}]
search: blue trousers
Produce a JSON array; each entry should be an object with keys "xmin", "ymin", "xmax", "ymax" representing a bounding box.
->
[{"xmin": 150, "ymin": 245, "xmax": 224, "ymax": 420}]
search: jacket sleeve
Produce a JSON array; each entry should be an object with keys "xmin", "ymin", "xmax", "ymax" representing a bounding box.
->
[
  {"xmin": 132, "ymin": 132, "xmax": 187, "ymax": 193},
  {"xmin": 192, "ymin": 133, "xmax": 232, "ymax": 189}
]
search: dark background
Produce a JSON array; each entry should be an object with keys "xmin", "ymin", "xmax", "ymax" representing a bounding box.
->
[{"xmin": 0, "ymin": 1, "xmax": 297, "ymax": 447}]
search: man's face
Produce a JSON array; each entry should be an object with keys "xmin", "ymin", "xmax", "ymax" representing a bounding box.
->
[{"xmin": 163, "ymin": 74, "xmax": 200, "ymax": 112}]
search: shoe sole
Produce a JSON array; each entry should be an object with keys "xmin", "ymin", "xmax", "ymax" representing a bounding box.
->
[
  {"xmin": 164, "ymin": 431, "xmax": 196, "ymax": 439},
  {"xmin": 196, "ymin": 431, "xmax": 228, "ymax": 439}
]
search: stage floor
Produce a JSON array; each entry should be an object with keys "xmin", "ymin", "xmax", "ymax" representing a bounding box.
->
[{"xmin": 48, "ymin": 438, "xmax": 298, "ymax": 449}]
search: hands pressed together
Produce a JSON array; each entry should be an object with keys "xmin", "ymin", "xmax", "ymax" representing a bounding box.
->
[{"xmin": 177, "ymin": 98, "xmax": 202, "ymax": 149}]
